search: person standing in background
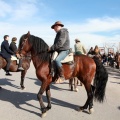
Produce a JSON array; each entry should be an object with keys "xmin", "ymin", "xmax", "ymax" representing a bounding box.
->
[{"xmin": 74, "ymin": 38, "xmax": 86, "ymax": 55}]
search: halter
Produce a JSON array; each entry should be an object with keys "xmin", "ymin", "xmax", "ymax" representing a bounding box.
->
[{"xmin": 19, "ymin": 38, "xmax": 28, "ymax": 52}]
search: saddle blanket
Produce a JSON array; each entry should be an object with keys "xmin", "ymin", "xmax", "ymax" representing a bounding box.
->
[
  {"xmin": 11, "ymin": 55, "xmax": 19, "ymax": 64},
  {"xmin": 52, "ymin": 51, "xmax": 74, "ymax": 63}
]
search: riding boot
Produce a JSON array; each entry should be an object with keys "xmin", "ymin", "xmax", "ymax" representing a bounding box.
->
[
  {"xmin": 50, "ymin": 60, "xmax": 54, "ymax": 77},
  {"xmin": 6, "ymin": 70, "xmax": 12, "ymax": 76},
  {"xmin": 18, "ymin": 59, "xmax": 24, "ymax": 71},
  {"xmin": 5, "ymin": 58, "xmax": 12, "ymax": 76},
  {"xmin": 58, "ymin": 67, "xmax": 65, "ymax": 81}
]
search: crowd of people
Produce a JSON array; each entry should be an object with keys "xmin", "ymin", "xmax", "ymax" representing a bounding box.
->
[
  {"xmin": 101, "ymin": 52, "xmax": 120, "ymax": 68},
  {"xmin": 74, "ymin": 40, "xmax": 120, "ymax": 69}
]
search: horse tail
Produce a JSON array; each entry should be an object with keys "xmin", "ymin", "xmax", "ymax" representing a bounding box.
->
[{"xmin": 93, "ymin": 57, "xmax": 108, "ymax": 102}]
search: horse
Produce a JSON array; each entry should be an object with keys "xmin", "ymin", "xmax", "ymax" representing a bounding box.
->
[
  {"xmin": 0, "ymin": 53, "xmax": 31, "ymax": 89},
  {"xmin": 18, "ymin": 31, "xmax": 108, "ymax": 117}
]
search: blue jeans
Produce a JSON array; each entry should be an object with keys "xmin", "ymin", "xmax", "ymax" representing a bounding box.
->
[{"xmin": 54, "ymin": 50, "xmax": 69, "ymax": 68}]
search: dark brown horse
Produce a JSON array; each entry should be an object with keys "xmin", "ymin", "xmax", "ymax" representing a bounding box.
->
[
  {"xmin": 0, "ymin": 53, "xmax": 31, "ymax": 89},
  {"xmin": 18, "ymin": 32, "xmax": 108, "ymax": 117}
]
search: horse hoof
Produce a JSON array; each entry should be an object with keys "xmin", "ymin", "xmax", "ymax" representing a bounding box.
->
[
  {"xmin": 75, "ymin": 88, "xmax": 79, "ymax": 92},
  {"xmin": 41, "ymin": 112, "xmax": 47, "ymax": 118},
  {"xmin": 89, "ymin": 108, "xmax": 94, "ymax": 114},
  {"xmin": 76, "ymin": 107, "xmax": 84, "ymax": 112},
  {"xmin": 21, "ymin": 87, "xmax": 26, "ymax": 90}
]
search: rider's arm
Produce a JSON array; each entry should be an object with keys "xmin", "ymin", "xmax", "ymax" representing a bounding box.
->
[
  {"xmin": 10, "ymin": 43, "xmax": 17, "ymax": 53},
  {"xmin": 4, "ymin": 42, "xmax": 14, "ymax": 55},
  {"xmin": 50, "ymin": 30, "xmax": 67, "ymax": 51}
]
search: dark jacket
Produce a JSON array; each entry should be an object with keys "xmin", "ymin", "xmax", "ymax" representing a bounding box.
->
[
  {"xmin": 1, "ymin": 40, "xmax": 14, "ymax": 59},
  {"xmin": 9, "ymin": 42, "xmax": 17, "ymax": 53},
  {"xmin": 50, "ymin": 28, "xmax": 70, "ymax": 52}
]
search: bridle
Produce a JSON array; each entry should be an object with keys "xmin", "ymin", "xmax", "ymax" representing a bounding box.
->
[
  {"xmin": 19, "ymin": 38, "xmax": 28, "ymax": 53},
  {"xmin": 18, "ymin": 37, "xmax": 29, "ymax": 59},
  {"xmin": 19, "ymin": 37, "xmax": 36, "ymax": 58}
]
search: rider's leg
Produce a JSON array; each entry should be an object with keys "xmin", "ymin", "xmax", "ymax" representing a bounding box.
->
[
  {"xmin": 6, "ymin": 58, "xmax": 12, "ymax": 76},
  {"xmin": 18, "ymin": 59, "xmax": 24, "ymax": 70},
  {"xmin": 54, "ymin": 50, "xmax": 69, "ymax": 81}
]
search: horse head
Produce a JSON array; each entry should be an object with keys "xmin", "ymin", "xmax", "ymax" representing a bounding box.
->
[{"xmin": 18, "ymin": 31, "xmax": 32, "ymax": 56}]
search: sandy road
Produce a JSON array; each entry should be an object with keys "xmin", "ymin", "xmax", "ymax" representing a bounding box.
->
[{"xmin": 0, "ymin": 63, "xmax": 120, "ymax": 120}]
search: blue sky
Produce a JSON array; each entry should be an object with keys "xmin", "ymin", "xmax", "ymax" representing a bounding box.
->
[{"xmin": 0, "ymin": 0, "xmax": 120, "ymax": 51}]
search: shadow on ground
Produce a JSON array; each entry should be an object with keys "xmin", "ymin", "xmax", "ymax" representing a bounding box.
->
[{"xmin": 0, "ymin": 78, "xmax": 78, "ymax": 117}]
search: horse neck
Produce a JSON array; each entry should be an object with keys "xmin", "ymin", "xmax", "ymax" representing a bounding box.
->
[{"xmin": 30, "ymin": 51, "xmax": 44, "ymax": 69}]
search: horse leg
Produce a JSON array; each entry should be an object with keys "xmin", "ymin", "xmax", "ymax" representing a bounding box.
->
[
  {"xmin": 69, "ymin": 78, "xmax": 74, "ymax": 91},
  {"xmin": 37, "ymin": 81, "xmax": 51, "ymax": 118},
  {"xmin": 20, "ymin": 70, "xmax": 27, "ymax": 90},
  {"xmin": 46, "ymin": 85, "xmax": 51, "ymax": 110},
  {"xmin": 78, "ymin": 83, "xmax": 94, "ymax": 114},
  {"xmin": 74, "ymin": 77, "xmax": 79, "ymax": 92}
]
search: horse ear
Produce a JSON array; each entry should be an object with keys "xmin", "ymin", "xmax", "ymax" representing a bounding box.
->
[{"xmin": 26, "ymin": 31, "xmax": 30, "ymax": 37}]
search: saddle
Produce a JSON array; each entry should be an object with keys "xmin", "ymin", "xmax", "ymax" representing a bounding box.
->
[
  {"xmin": 52, "ymin": 51, "xmax": 74, "ymax": 64},
  {"xmin": 11, "ymin": 55, "xmax": 19, "ymax": 64},
  {"xmin": 50, "ymin": 51, "xmax": 74, "ymax": 78}
]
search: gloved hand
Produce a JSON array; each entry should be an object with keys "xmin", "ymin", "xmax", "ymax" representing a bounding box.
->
[{"xmin": 16, "ymin": 53, "xmax": 21, "ymax": 59}]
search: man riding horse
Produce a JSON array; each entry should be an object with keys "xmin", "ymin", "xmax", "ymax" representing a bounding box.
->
[
  {"xmin": 48, "ymin": 21, "xmax": 70, "ymax": 82},
  {"xmin": 0, "ymin": 35, "xmax": 25, "ymax": 76},
  {"xmin": 0, "ymin": 35, "xmax": 15, "ymax": 75}
]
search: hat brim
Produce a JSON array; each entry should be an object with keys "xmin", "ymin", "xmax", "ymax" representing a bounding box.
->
[
  {"xmin": 51, "ymin": 24, "xmax": 64, "ymax": 29},
  {"xmin": 75, "ymin": 39, "xmax": 80, "ymax": 42}
]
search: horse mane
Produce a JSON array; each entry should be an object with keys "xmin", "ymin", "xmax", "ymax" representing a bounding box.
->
[{"xmin": 19, "ymin": 34, "xmax": 50, "ymax": 63}]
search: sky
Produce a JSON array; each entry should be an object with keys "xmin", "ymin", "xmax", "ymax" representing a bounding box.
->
[{"xmin": 0, "ymin": 0, "xmax": 120, "ymax": 51}]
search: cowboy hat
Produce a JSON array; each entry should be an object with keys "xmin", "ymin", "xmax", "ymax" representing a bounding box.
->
[
  {"xmin": 51, "ymin": 21, "xmax": 64, "ymax": 29},
  {"xmin": 75, "ymin": 38, "xmax": 80, "ymax": 42}
]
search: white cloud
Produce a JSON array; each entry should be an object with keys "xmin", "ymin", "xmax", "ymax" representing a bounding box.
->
[
  {"xmin": 0, "ymin": 0, "xmax": 120, "ymax": 51},
  {"xmin": 0, "ymin": 0, "xmax": 12, "ymax": 17},
  {"xmin": 0, "ymin": 0, "xmax": 51, "ymax": 21},
  {"xmin": 66, "ymin": 17, "xmax": 120, "ymax": 51},
  {"xmin": 68, "ymin": 17, "xmax": 120, "ymax": 33}
]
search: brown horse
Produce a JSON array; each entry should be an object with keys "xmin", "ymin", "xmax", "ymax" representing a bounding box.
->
[
  {"xmin": 0, "ymin": 53, "xmax": 31, "ymax": 89},
  {"xmin": 18, "ymin": 31, "xmax": 108, "ymax": 117}
]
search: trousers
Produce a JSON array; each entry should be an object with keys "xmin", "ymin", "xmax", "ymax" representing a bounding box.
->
[
  {"xmin": 54, "ymin": 50, "xmax": 69, "ymax": 68},
  {"xmin": 6, "ymin": 58, "xmax": 11, "ymax": 71}
]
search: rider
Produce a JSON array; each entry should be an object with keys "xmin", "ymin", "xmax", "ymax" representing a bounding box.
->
[
  {"xmin": 1, "ymin": 35, "xmax": 15, "ymax": 75},
  {"xmin": 74, "ymin": 38, "xmax": 86, "ymax": 55},
  {"xmin": 93, "ymin": 45, "xmax": 100, "ymax": 55},
  {"xmin": 48, "ymin": 21, "xmax": 70, "ymax": 81},
  {"xmin": 87, "ymin": 47, "xmax": 94, "ymax": 55},
  {"xmin": 9, "ymin": 37, "xmax": 24, "ymax": 71}
]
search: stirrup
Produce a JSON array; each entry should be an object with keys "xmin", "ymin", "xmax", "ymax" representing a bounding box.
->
[
  {"xmin": 18, "ymin": 67, "xmax": 24, "ymax": 71},
  {"xmin": 50, "ymin": 68, "xmax": 54, "ymax": 77}
]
